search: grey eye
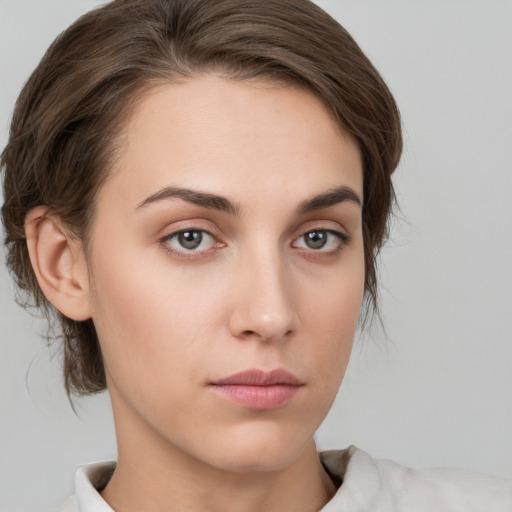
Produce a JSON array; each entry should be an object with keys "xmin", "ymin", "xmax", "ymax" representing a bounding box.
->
[
  {"xmin": 292, "ymin": 228, "xmax": 348, "ymax": 253},
  {"xmin": 160, "ymin": 228, "xmax": 224, "ymax": 257},
  {"xmin": 162, "ymin": 229, "xmax": 216, "ymax": 253},
  {"xmin": 303, "ymin": 230, "xmax": 328, "ymax": 249},
  {"xmin": 177, "ymin": 230, "xmax": 203, "ymax": 250}
]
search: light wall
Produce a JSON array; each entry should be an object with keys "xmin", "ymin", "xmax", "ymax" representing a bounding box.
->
[{"xmin": 0, "ymin": 1, "xmax": 510, "ymax": 510}]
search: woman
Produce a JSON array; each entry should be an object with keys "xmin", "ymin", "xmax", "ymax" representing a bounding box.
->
[{"xmin": 1, "ymin": 1, "xmax": 511, "ymax": 511}]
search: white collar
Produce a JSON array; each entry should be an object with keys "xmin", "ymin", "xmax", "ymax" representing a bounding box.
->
[{"xmin": 63, "ymin": 446, "xmax": 511, "ymax": 512}]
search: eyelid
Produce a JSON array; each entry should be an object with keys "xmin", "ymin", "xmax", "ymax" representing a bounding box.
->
[
  {"xmin": 291, "ymin": 227, "xmax": 351, "ymax": 253},
  {"xmin": 159, "ymin": 226, "xmax": 225, "ymax": 259},
  {"xmin": 156, "ymin": 217, "xmax": 223, "ymax": 246}
]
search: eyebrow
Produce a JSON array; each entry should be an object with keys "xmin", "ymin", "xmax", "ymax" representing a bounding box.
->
[
  {"xmin": 295, "ymin": 186, "xmax": 362, "ymax": 214},
  {"xmin": 136, "ymin": 185, "xmax": 361, "ymax": 215},
  {"xmin": 136, "ymin": 186, "xmax": 243, "ymax": 215}
]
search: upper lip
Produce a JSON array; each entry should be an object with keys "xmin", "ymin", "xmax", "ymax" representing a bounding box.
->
[{"xmin": 211, "ymin": 369, "xmax": 303, "ymax": 386}]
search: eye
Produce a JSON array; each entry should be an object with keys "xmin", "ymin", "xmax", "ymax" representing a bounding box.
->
[
  {"xmin": 160, "ymin": 229, "xmax": 219, "ymax": 254},
  {"xmin": 292, "ymin": 229, "xmax": 349, "ymax": 252}
]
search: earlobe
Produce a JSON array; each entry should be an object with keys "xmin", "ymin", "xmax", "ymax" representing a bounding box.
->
[{"xmin": 24, "ymin": 206, "xmax": 92, "ymax": 321}]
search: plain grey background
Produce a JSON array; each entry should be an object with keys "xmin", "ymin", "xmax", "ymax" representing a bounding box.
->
[{"xmin": 1, "ymin": 1, "xmax": 511, "ymax": 511}]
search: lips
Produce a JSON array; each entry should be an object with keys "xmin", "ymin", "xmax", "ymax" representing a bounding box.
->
[{"xmin": 209, "ymin": 369, "xmax": 304, "ymax": 410}]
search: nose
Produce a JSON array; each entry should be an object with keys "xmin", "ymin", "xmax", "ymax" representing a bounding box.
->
[{"xmin": 228, "ymin": 248, "xmax": 298, "ymax": 343}]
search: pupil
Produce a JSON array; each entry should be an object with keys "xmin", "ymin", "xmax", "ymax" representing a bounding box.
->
[
  {"xmin": 178, "ymin": 231, "xmax": 202, "ymax": 249},
  {"xmin": 305, "ymin": 231, "xmax": 327, "ymax": 249}
]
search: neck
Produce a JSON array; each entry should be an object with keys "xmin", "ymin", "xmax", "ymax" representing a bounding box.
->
[{"xmin": 101, "ymin": 393, "xmax": 336, "ymax": 512}]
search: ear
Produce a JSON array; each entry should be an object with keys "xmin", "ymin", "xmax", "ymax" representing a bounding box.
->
[{"xmin": 24, "ymin": 206, "xmax": 92, "ymax": 321}]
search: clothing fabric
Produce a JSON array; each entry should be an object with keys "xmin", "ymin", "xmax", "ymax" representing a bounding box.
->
[{"xmin": 54, "ymin": 446, "xmax": 512, "ymax": 511}]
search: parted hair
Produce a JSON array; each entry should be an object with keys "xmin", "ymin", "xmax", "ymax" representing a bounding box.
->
[{"xmin": 1, "ymin": 0, "xmax": 402, "ymax": 396}]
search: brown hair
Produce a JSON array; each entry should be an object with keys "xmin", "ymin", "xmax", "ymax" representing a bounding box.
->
[{"xmin": 1, "ymin": 0, "xmax": 402, "ymax": 396}]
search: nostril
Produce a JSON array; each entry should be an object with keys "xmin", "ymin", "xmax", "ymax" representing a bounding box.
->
[{"xmin": 239, "ymin": 328, "xmax": 293, "ymax": 342}]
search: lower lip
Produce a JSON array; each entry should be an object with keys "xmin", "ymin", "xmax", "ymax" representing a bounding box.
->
[{"xmin": 209, "ymin": 384, "xmax": 302, "ymax": 410}]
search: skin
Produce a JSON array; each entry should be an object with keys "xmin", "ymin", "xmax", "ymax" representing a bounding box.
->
[{"xmin": 26, "ymin": 76, "xmax": 364, "ymax": 512}]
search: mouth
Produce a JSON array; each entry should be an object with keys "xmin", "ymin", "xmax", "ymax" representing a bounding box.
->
[{"xmin": 208, "ymin": 369, "xmax": 304, "ymax": 410}]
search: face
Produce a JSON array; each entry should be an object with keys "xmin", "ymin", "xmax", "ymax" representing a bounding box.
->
[{"xmin": 86, "ymin": 76, "xmax": 364, "ymax": 472}]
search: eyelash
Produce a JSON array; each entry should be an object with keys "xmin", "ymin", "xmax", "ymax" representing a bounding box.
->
[
  {"xmin": 159, "ymin": 228, "xmax": 223, "ymax": 259},
  {"xmin": 159, "ymin": 227, "xmax": 350, "ymax": 259},
  {"xmin": 291, "ymin": 229, "xmax": 350, "ymax": 254}
]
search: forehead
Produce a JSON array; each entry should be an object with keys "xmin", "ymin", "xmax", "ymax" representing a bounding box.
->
[{"xmin": 101, "ymin": 75, "xmax": 363, "ymax": 210}]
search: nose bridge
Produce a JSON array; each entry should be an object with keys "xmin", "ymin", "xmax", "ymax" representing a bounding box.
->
[{"xmin": 230, "ymin": 240, "xmax": 297, "ymax": 341}]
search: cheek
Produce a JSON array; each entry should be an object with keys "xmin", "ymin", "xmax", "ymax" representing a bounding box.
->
[
  {"xmin": 87, "ymin": 248, "xmax": 187, "ymax": 382},
  {"xmin": 300, "ymin": 246, "xmax": 365, "ymax": 337},
  {"xmin": 87, "ymin": 239, "xmax": 232, "ymax": 388},
  {"xmin": 295, "ymin": 246, "xmax": 365, "ymax": 389}
]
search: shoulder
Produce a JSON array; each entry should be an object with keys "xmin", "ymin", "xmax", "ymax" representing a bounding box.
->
[{"xmin": 321, "ymin": 446, "xmax": 512, "ymax": 512}]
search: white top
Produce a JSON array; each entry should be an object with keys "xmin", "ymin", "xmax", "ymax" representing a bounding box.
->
[{"xmin": 54, "ymin": 446, "xmax": 512, "ymax": 511}]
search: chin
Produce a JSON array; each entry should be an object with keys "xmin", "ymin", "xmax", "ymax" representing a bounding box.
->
[{"xmin": 197, "ymin": 420, "xmax": 316, "ymax": 474}]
